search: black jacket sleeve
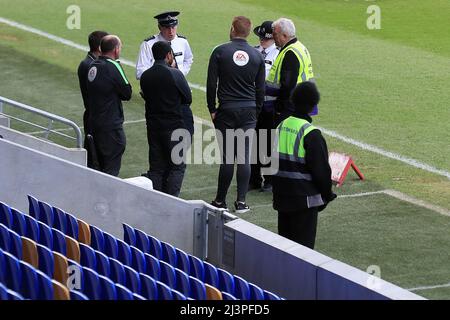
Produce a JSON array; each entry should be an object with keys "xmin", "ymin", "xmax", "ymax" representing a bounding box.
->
[
  {"xmin": 255, "ymin": 57, "xmax": 266, "ymax": 115},
  {"xmin": 109, "ymin": 61, "xmax": 132, "ymax": 101},
  {"xmin": 173, "ymin": 69, "xmax": 192, "ymax": 106},
  {"xmin": 304, "ymin": 129, "xmax": 336, "ymax": 203},
  {"xmin": 276, "ymin": 50, "xmax": 299, "ymax": 113},
  {"xmin": 206, "ymin": 48, "xmax": 219, "ymax": 113},
  {"xmin": 77, "ymin": 62, "xmax": 89, "ymax": 109}
]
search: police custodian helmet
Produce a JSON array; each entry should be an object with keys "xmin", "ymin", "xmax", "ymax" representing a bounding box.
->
[
  {"xmin": 154, "ymin": 11, "xmax": 180, "ymax": 27},
  {"xmin": 253, "ymin": 20, "xmax": 274, "ymax": 40}
]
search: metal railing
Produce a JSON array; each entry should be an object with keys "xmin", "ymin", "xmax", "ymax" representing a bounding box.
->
[{"xmin": 0, "ymin": 96, "xmax": 83, "ymax": 148}]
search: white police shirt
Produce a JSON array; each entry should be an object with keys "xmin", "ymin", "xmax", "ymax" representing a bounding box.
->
[
  {"xmin": 255, "ymin": 42, "xmax": 279, "ymax": 78},
  {"xmin": 136, "ymin": 33, "xmax": 193, "ymax": 80}
]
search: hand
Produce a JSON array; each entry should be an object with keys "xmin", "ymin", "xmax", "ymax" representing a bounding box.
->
[
  {"xmin": 210, "ymin": 112, "xmax": 216, "ymax": 121},
  {"xmin": 318, "ymin": 193, "xmax": 337, "ymax": 212}
]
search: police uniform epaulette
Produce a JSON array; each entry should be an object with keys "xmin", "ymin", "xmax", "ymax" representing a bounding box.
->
[
  {"xmin": 177, "ymin": 34, "xmax": 187, "ymax": 39},
  {"xmin": 144, "ymin": 35, "xmax": 156, "ymax": 42}
]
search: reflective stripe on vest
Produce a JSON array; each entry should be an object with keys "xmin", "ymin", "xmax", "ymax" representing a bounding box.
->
[{"xmin": 266, "ymin": 40, "xmax": 314, "ymax": 90}]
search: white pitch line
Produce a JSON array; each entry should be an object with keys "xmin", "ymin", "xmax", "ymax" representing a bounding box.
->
[
  {"xmin": 1, "ymin": 17, "xmax": 450, "ymax": 180},
  {"xmin": 408, "ymin": 282, "xmax": 450, "ymax": 292}
]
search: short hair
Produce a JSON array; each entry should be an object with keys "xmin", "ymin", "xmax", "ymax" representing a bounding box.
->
[
  {"xmin": 272, "ymin": 18, "xmax": 296, "ymax": 38},
  {"xmin": 100, "ymin": 35, "xmax": 121, "ymax": 54},
  {"xmin": 291, "ymin": 81, "xmax": 320, "ymax": 114},
  {"xmin": 152, "ymin": 41, "xmax": 172, "ymax": 60},
  {"xmin": 232, "ymin": 16, "xmax": 252, "ymax": 38},
  {"xmin": 88, "ymin": 31, "xmax": 108, "ymax": 52}
]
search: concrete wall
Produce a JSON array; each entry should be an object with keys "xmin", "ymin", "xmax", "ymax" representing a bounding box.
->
[
  {"xmin": 0, "ymin": 138, "xmax": 205, "ymax": 256},
  {"xmin": 0, "ymin": 125, "xmax": 86, "ymax": 166}
]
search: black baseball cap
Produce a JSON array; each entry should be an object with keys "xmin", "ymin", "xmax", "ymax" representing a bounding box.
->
[
  {"xmin": 253, "ymin": 21, "xmax": 273, "ymax": 39},
  {"xmin": 154, "ymin": 11, "xmax": 180, "ymax": 27}
]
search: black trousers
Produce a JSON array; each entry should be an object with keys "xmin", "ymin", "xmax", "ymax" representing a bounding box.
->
[
  {"xmin": 93, "ymin": 128, "xmax": 126, "ymax": 177},
  {"xmin": 182, "ymin": 105, "xmax": 194, "ymax": 137},
  {"xmin": 250, "ymin": 110, "xmax": 273, "ymax": 187},
  {"xmin": 278, "ymin": 207, "xmax": 319, "ymax": 249},
  {"xmin": 214, "ymin": 108, "xmax": 257, "ymax": 203},
  {"xmin": 147, "ymin": 127, "xmax": 186, "ymax": 197}
]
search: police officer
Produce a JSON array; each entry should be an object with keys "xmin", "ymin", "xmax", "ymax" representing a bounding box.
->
[
  {"xmin": 77, "ymin": 30, "xmax": 108, "ymax": 168},
  {"xmin": 267, "ymin": 18, "xmax": 315, "ymax": 127},
  {"xmin": 136, "ymin": 11, "xmax": 194, "ymax": 135},
  {"xmin": 140, "ymin": 41, "xmax": 192, "ymax": 196},
  {"xmin": 272, "ymin": 82, "xmax": 336, "ymax": 249},
  {"xmin": 87, "ymin": 35, "xmax": 132, "ymax": 176},
  {"xmin": 249, "ymin": 21, "xmax": 279, "ymax": 192},
  {"xmin": 207, "ymin": 16, "xmax": 265, "ymax": 213}
]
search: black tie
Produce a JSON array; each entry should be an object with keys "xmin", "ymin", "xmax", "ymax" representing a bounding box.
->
[{"xmin": 261, "ymin": 49, "xmax": 267, "ymax": 59}]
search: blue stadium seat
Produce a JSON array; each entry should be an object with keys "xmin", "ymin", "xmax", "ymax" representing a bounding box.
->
[
  {"xmin": 156, "ymin": 281, "xmax": 173, "ymax": 300},
  {"xmin": 37, "ymin": 221, "xmax": 53, "ymax": 250},
  {"xmin": 90, "ymin": 225, "xmax": 105, "ymax": 252},
  {"xmin": 203, "ymin": 261, "xmax": 219, "ymax": 287},
  {"xmin": 160, "ymin": 260, "xmax": 176, "ymax": 289},
  {"xmin": 123, "ymin": 223, "xmax": 136, "ymax": 247},
  {"xmin": 217, "ymin": 268, "xmax": 235, "ymax": 295},
  {"xmin": 52, "ymin": 228, "xmax": 67, "ymax": 256},
  {"xmin": 144, "ymin": 253, "xmax": 161, "ymax": 280},
  {"xmin": 175, "ymin": 267, "xmax": 190, "ymax": 297},
  {"xmin": 234, "ymin": 275, "xmax": 250, "ymax": 300},
  {"xmin": 149, "ymin": 235, "xmax": 163, "ymax": 260},
  {"xmin": 36, "ymin": 269, "xmax": 54, "ymax": 300},
  {"xmin": 135, "ymin": 228, "xmax": 150, "ymax": 253},
  {"xmin": 98, "ymin": 274, "xmax": 117, "ymax": 300},
  {"xmin": 8, "ymin": 227, "xmax": 22, "ymax": 260},
  {"xmin": 36, "ymin": 243, "xmax": 54, "ymax": 278},
  {"xmin": 0, "ymin": 283, "xmax": 8, "ymax": 300},
  {"xmin": 117, "ymin": 239, "xmax": 132, "ymax": 266},
  {"xmin": 0, "ymin": 249, "xmax": 4, "ymax": 284},
  {"xmin": 82, "ymin": 266, "xmax": 101, "ymax": 300},
  {"xmin": 115, "ymin": 283, "xmax": 134, "ymax": 300},
  {"xmin": 95, "ymin": 250, "xmax": 110, "ymax": 277},
  {"xmin": 124, "ymin": 264, "xmax": 141, "ymax": 293},
  {"xmin": 188, "ymin": 254, "xmax": 205, "ymax": 281},
  {"xmin": 175, "ymin": 248, "xmax": 190, "ymax": 275},
  {"xmin": 67, "ymin": 259, "xmax": 84, "ymax": 292},
  {"xmin": 79, "ymin": 242, "xmax": 97, "ymax": 271},
  {"xmin": 109, "ymin": 258, "xmax": 126, "ymax": 286},
  {"xmin": 189, "ymin": 275, "xmax": 206, "ymax": 300},
  {"xmin": 38, "ymin": 201, "xmax": 55, "ymax": 227},
  {"xmin": 248, "ymin": 282, "xmax": 264, "ymax": 300},
  {"xmin": 103, "ymin": 232, "xmax": 118, "ymax": 259},
  {"xmin": 139, "ymin": 273, "xmax": 157, "ymax": 300},
  {"xmin": 7, "ymin": 289, "xmax": 24, "ymax": 300},
  {"xmin": 221, "ymin": 291, "xmax": 238, "ymax": 300},
  {"xmin": 27, "ymin": 195, "xmax": 40, "ymax": 220},
  {"xmin": 263, "ymin": 289, "xmax": 281, "ymax": 300},
  {"xmin": 70, "ymin": 289, "xmax": 89, "ymax": 300},
  {"xmin": 161, "ymin": 241, "xmax": 177, "ymax": 267},
  {"xmin": 130, "ymin": 246, "xmax": 146, "ymax": 273},
  {"xmin": 172, "ymin": 288, "xmax": 187, "ymax": 300},
  {"xmin": 20, "ymin": 260, "xmax": 39, "ymax": 299},
  {"xmin": 23, "ymin": 214, "xmax": 39, "ymax": 242},
  {"xmin": 0, "ymin": 202, "xmax": 13, "ymax": 227},
  {"xmin": 133, "ymin": 293, "xmax": 146, "ymax": 300},
  {"xmin": 0, "ymin": 223, "xmax": 10, "ymax": 252},
  {"xmin": 10, "ymin": 208, "xmax": 27, "ymax": 236},
  {"xmin": 52, "ymin": 207, "xmax": 67, "ymax": 235},
  {"xmin": 66, "ymin": 213, "xmax": 79, "ymax": 239}
]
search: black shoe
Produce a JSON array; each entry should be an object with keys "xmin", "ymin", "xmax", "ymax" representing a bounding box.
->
[
  {"xmin": 260, "ymin": 182, "xmax": 272, "ymax": 192},
  {"xmin": 234, "ymin": 201, "xmax": 250, "ymax": 214},
  {"xmin": 141, "ymin": 172, "xmax": 150, "ymax": 179},
  {"xmin": 211, "ymin": 200, "xmax": 228, "ymax": 210}
]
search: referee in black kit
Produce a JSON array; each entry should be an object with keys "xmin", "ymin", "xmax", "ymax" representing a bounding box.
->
[{"xmin": 207, "ymin": 16, "xmax": 265, "ymax": 213}]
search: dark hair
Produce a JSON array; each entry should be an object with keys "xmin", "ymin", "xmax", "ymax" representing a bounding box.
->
[
  {"xmin": 152, "ymin": 41, "xmax": 172, "ymax": 60},
  {"xmin": 232, "ymin": 16, "xmax": 252, "ymax": 38},
  {"xmin": 290, "ymin": 81, "xmax": 320, "ymax": 114},
  {"xmin": 88, "ymin": 31, "xmax": 108, "ymax": 52},
  {"xmin": 100, "ymin": 35, "xmax": 120, "ymax": 54}
]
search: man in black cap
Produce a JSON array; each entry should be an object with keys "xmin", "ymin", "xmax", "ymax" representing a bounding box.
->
[
  {"xmin": 77, "ymin": 30, "xmax": 108, "ymax": 168},
  {"xmin": 249, "ymin": 21, "xmax": 279, "ymax": 192},
  {"xmin": 136, "ymin": 11, "xmax": 194, "ymax": 135},
  {"xmin": 140, "ymin": 41, "xmax": 192, "ymax": 197}
]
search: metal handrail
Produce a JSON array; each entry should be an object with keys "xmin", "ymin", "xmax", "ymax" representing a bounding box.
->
[{"xmin": 0, "ymin": 96, "xmax": 83, "ymax": 148}]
